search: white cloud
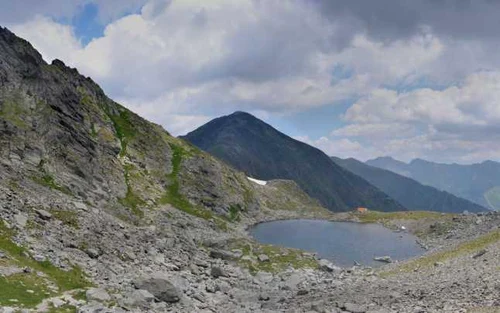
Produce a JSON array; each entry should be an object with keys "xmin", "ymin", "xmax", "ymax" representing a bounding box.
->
[
  {"xmin": 344, "ymin": 71, "xmax": 500, "ymax": 127},
  {"xmin": 10, "ymin": 16, "xmax": 83, "ymax": 64},
  {"xmin": 6, "ymin": 0, "xmax": 500, "ymax": 163}
]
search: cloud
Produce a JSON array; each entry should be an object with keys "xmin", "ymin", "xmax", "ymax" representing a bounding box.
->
[
  {"xmin": 6, "ymin": 0, "xmax": 500, "ymax": 163},
  {"xmin": 315, "ymin": 0, "xmax": 500, "ymax": 41},
  {"xmin": 0, "ymin": 0, "xmax": 86, "ymax": 24},
  {"xmin": 10, "ymin": 16, "xmax": 83, "ymax": 64}
]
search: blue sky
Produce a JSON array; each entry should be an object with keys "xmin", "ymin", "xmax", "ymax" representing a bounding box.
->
[{"xmin": 4, "ymin": 0, "xmax": 500, "ymax": 163}]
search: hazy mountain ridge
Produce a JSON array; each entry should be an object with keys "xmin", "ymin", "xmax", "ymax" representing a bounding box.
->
[
  {"xmin": 367, "ymin": 156, "xmax": 500, "ymax": 210},
  {"xmin": 183, "ymin": 111, "xmax": 406, "ymax": 213},
  {"xmin": 332, "ymin": 157, "xmax": 486, "ymax": 213}
]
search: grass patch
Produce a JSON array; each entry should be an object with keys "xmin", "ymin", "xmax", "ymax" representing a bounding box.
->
[
  {"xmin": 111, "ymin": 110, "xmax": 135, "ymax": 157},
  {"xmin": 46, "ymin": 304, "xmax": 78, "ymax": 313},
  {"xmin": 118, "ymin": 188, "xmax": 145, "ymax": 218},
  {"xmin": 32, "ymin": 174, "xmax": 72, "ymax": 196},
  {"xmin": 0, "ymin": 222, "xmax": 92, "ymax": 307},
  {"xmin": 0, "ymin": 273, "xmax": 51, "ymax": 307},
  {"xmin": 354, "ymin": 210, "xmax": 454, "ymax": 224},
  {"xmin": 51, "ymin": 210, "xmax": 80, "ymax": 229},
  {"xmin": 382, "ymin": 229, "xmax": 500, "ymax": 276},
  {"xmin": 118, "ymin": 164, "xmax": 145, "ymax": 218},
  {"xmin": 159, "ymin": 144, "xmax": 213, "ymax": 220},
  {"xmin": 229, "ymin": 239, "xmax": 318, "ymax": 274},
  {"xmin": 228, "ymin": 204, "xmax": 242, "ymax": 222},
  {"xmin": 0, "ymin": 95, "xmax": 29, "ymax": 129},
  {"xmin": 90, "ymin": 123, "xmax": 98, "ymax": 138}
]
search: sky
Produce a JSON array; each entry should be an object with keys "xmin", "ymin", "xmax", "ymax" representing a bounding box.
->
[{"xmin": 3, "ymin": 0, "xmax": 500, "ymax": 164}]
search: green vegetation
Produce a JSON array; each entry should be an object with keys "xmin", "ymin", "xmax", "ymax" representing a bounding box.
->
[
  {"xmin": 229, "ymin": 239, "xmax": 318, "ymax": 274},
  {"xmin": 382, "ymin": 229, "xmax": 500, "ymax": 277},
  {"xmin": 46, "ymin": 304, "xmax": 78, "ymax": 313},
  {"xmin": 0, "ymin": 273, "xmax": 50, "ymax": 307},
  {"xmin": 354, "ymin": 210, "xmax": 454, "ymax": 224},
  {"xmin": 118, "ymin": 187, "xmax": 145, "ymax": 218},
  {"xmin": 90, "ymin": 123, "xmax": 98, "ymax": 138},
  {"xmin": 51, "ymin": 210, "xmax": 79, "ymax": 229},
  {"xmin": 0, "ymin": 95, "xmax": 29, "ymax": 129},
  {"xmin": 32, "ymin": 173, "xmax": 72, "ymax": 196},
  {"xmin": 159, "ymin": 144, "xmax": 213, "ymax": 220},
  {"xmin": 0, "ymin": 222, "xmax": 92, "ymax": 308},
  {"xmin": 118, "ymin": 164, "xmax": 145, "ymax": 218},
  {"xmin": 484, "ymin": 186, "xmax": 500, "ymax": 211},
  {"xmin": 109, "ymin": 110, "xmax": 135, "ymax": 157},
  {"xmin": 228, "ymin": 204, "xmax": 241, "ymax": 222}
]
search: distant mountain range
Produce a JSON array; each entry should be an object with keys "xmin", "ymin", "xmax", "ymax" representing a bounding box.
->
[
  {"xmin": 367, "ymin": 157, "xmax": 500, "ymax": 211},
  {"xmin": 183, "ymin": 112, "xmax": 406, "ymax": 213},
  {"xmin": 332, "ymin": 157, "xmax": 486, "ymax": 213}
]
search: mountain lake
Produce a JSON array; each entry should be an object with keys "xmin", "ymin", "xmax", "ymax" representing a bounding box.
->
[{"xmin": 250, "ymin": 219, "xmax": 425, "ymax": 267}]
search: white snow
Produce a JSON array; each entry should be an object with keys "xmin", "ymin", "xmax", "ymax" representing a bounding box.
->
[{"xmin": 247, "ymin": 177, "xmax": 267, "ymax": 186}]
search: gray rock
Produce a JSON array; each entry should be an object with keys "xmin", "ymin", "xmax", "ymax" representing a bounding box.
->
[
  {"xmin": 134, "ymin": 277, "xmax": 180, "ymax": 303},
  {"xmin": 255, "ymin": 271, "xmax": 273, "ymax": 284},
  {"xmin": 123, "ymin": 289, "xmax": 155, "ymax": 308},
  {"xmin": 258, "ymin": 254, "xmax": 270, "ymax": 262},
  {"xmin": 318, "ymin": 259, "xmax": 340, "ymax": 272},
  {"xmin": 373, "ymin": 256, "xmax": 392, "ymax": 263},
  {"xmin": 35, "ymin": 209, "xmax": 52, "ymax": 220},
  {"xmin": 14, "ymin": 213, "xmax": 28, "ymax": 228},
  {"xmin": 73, "ymin": 201, "xmax": 89, "ymax": 211},
  {"xmin": 343, "ymin": 303, "xmax": 367, "ymax": 313},
  {"xmin": 209, "ymin": 249, "xmax": 238, "ymax": 260},
  {"xmin": 86, "ymin": 288, "xmax": 111, "ymax": 302},
  {"xmin": 259, "ymin": 293, "xmax": 270, "ymax": 301},
  {"xmin": 211, "ymin": 266, "xmax": 228, "ymax": 278},
  {"xmin": 86, "ymin": 248, "xmax": 101, "ymax": 259},
  {"xmin": 472, "ymin": 249, "xmax": 487, "ymax": 259}
]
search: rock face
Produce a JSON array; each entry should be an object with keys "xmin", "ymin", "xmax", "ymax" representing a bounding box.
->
[
  {"xmin": 134, "ymin": 277, "xmax": 180, "ymax": 303},
  {"xmin": 183, "ymin": 111, "xmax": 406, "ymax": 212},
  {"xmin": 86, "ymin": 288, "xmax": 111, "ymax": 302}
]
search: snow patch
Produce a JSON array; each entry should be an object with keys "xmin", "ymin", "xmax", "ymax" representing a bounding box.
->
[{"xmin": 247, "ymin": 177, "xmax": 267, "ymax": 186}]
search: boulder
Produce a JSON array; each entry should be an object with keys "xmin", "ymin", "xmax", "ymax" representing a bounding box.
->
[
  {"xmin": 35, "ymin": 209, "xmax": 52, "ymax": 220},
  {"xmin": 134, "ymin": 277, "xmax": 180, "ymax": 303},
  {"xmin": 86, "ymin": 288, "xmax": 111, "ymax": 302},
  {"xmin": 209, "ymin": 249, "xmax": 238, "ymax": 260},
  {"xmin": 14, "ymin": 213, "xmax": 28, "ymax": 229},
  {"xmin": 123, "ymin": 289, "xmax": 155, "ymax": 308},
  {"xmin": 86, "ymin": 248, "xmax": 101, "ymax": 259},
  {"xmin": 373, "ymin": 256, "xmax": 392, "ymax": 263},
  {"xmin": 211, "ymin": 266, "xmax": 228, "ymax": 278},
  {"xmin": 318, "ymin": 259, "xmax": 340, "ymax": 272},
  {"xmin": 258, "ymin": 254, "xmax": 270, "ymax": 262}
]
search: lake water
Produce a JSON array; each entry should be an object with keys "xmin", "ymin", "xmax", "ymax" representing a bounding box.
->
[{"xmin": 250, "ymin": 219, "xmax": 425, "ymax": 267}]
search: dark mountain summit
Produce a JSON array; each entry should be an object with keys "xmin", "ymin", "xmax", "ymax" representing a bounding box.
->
[
  {"xmin": 183, "ymin": 111, "xmax": 406, "ymax": 212},
  {"xmin": 332, "ymin": 157, "xmax": 486, "ymax": 213},
  {"xmin": 367, "ymin": 156, "xmax": 500, "ymax": 210}
]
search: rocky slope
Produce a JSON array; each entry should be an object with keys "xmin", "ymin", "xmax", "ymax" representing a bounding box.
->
[
  {"xmin": 332, "ymin": 157, "xmax": 486, "ymax": 213},
  {"xmin": 0, "ymin": 26, "xmax": 332, "ymax": 312},
  {"xmin": 183, "ymin": 111, "xmax": 405, "ymax": 213},
  {"xmin": 0, "ymin": 27, "xmax": 499, "ymax": 313}
]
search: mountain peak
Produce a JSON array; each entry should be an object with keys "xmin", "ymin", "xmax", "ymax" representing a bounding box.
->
[
  {"xmin": 229, "ymin": 111, "xmax": 254, "ymax": 117},
  {"xmin": 184, "ymin": 114, "xmax": 406, "ymax": 212}
]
